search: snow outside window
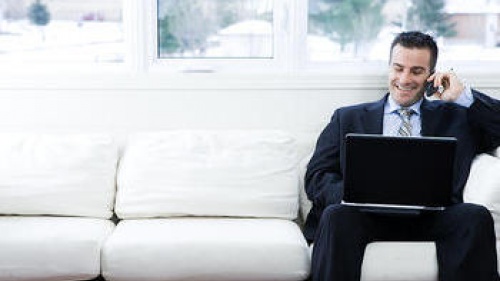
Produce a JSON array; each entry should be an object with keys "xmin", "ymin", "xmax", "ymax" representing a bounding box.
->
[
  {"xmin": 307, "ymin": 0, "xmax": 500, "ymax": 65},
  {"xmin": 0, "ymin": 0, "xmax": 124, "ymax": 71}
]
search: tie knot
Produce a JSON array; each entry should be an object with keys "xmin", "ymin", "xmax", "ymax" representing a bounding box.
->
[{"xmin": 398, "ymin": 108, "xmax": 413, "ymax": 119}]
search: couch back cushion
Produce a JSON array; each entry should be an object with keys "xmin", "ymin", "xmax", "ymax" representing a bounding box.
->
[
  {"xmin": 0, "ymin": 133, "xmax": 118, "ymax": 218},
  {"xmin": 116, "ymin": 130, "xmax": 300, "ymax": 219}
]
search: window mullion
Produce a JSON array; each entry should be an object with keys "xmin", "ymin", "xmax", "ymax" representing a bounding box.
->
[
  {"xmin": 124, "ymin": 0, "xmax": 153, "ymax": 73},
  {"xmin": 290, "ymin": 0, "xmax": 309, "ymax": 73}
]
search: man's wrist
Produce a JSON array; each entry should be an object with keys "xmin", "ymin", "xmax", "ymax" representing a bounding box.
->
[{"xmin": 454, "ymin": 81, "xmax": 474, "ymax": 108}]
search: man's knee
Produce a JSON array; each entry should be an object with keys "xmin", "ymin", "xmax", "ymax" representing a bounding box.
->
[
  {"xmin": 449, "ymin": 203, "xmax": 494, "ymax": 229},
  {"xmin": 316, "ymin": 204, "xmax": 370, "ymax": 247},
  {"xmin": 318, "ymin": 204, "xmax": 366, "ymax": 232},
  {"xmin": 321, "ymin": 204, "xmax": 356, "ymax": 222},
  {"xmin": 454, "ymin": 203, "xmax": 492, "ymax": 219}
]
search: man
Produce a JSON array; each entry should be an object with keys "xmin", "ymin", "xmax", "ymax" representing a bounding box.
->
[{"xmin": 304, "ymin": 31, "xmax": 500, "ymax": 281}]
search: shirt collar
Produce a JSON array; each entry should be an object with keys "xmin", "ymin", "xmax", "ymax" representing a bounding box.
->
[{"xmin": 384, "ymin": 95, "xmax": 422, "ymax": 116}]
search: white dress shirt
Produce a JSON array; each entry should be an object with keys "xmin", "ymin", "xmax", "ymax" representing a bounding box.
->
[{"xmin": 383, "ymin": 84, "xmax": 474, "ymax": 137}]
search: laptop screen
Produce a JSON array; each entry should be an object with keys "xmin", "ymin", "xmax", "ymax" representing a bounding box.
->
[{"xmin": 343, "ymin": 134, "xmax": 456, "ymax": 208}]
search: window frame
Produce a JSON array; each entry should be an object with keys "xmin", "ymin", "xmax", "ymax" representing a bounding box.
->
[
  {"xmin": 134, "ymin": 0, "xmax": 500, "ymax": 77},
  {"xmin": 133, "ymin": 0, "xmax": 298, "ymax": 74}
]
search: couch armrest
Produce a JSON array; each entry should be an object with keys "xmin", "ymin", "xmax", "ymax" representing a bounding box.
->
[{"xmin": 463, "ymin": 149, "xmax": 500, "ymax": 239}]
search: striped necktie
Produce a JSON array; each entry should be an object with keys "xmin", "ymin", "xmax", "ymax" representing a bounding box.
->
[{"xmin": 398, "ymin": 108, "xmax": 413, "ymax": 137}]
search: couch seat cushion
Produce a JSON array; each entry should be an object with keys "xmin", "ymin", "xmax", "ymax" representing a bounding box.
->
[
  {"xmin": 0, "ymin": 216, "xmax": 115, "ymax": 281},
  {"xmin": 102, "ymin": 218, "xmax": 310, "ymax": 281},
  {"xmin": 361, "ymin": 242, "xmax": 438, "ymax": 281}
]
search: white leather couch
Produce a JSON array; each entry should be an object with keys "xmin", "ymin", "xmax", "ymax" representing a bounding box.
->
[
  {"xmin": 0, "ymin": 131, "xmax": 498, "ymax": 281},
  {"xmin": 0, "ymin": 131, "xmax": 310, "ymax": 281}
]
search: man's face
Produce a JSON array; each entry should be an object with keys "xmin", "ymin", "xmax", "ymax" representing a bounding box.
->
[{"xmin": 388, "ymin": 44, "xmax": 433, "ymax": 107}]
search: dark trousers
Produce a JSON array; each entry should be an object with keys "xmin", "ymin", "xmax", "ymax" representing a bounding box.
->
[{"xmin": 311, "ymin": 203, "xmax": 499, "ymax": 281}]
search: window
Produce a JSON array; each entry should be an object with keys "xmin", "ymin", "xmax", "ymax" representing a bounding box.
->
[
  {"xmin": 2, "ymin": 0, "xmax": 499, "ymax": 74},
  {"xmin": 157, "ymin": 0, "xmax": 274, "ymax": 59},
  {"xmin": 149, "ymin": 0, "xmax": 291, "ymax": 72},
  {"xmin": 0, "ymin": 0, "xmax": 124, "ymax": 71},
  {"xmin": 307, "ymin": 0, "xmax": 500, "ymax": 65},
  {"xmin": 149, "ymin": 0, "xmax": 500, "ymax": 73}
]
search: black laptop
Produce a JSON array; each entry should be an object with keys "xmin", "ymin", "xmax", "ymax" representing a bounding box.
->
[{"xmin": 342, "ymin": 133, "xmax": 457, "ymax": 214}]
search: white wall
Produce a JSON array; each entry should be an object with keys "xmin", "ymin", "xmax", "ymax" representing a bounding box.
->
[{"xmin": 0, "ymin": 73, "xmax": 499, "ymax": 151}]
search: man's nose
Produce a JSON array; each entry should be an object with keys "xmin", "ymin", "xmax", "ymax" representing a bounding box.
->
[{"xmin": 398, "ymin": 71, "xmax": 412, "ymax": 83}]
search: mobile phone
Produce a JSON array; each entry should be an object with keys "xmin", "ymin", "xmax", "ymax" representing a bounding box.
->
[
  {"xmin": 425, "ymin": 81, "xmax": 439, "ymax": 97},
  {"xmin": 425, "ymin": 70, "xmax": 440, "ymax": 97}
]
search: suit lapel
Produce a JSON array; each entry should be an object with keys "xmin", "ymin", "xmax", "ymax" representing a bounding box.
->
[
  {"xmin": 362, "ymin": 95, "xmax": 441, "ymax": 136},
  {"xmin": 361, "ymin": 95, "xmax": 386, "ymax": 134},
  {"xmin": 420, "ymin": 98, "xmax": 441, "ymax": 136}
]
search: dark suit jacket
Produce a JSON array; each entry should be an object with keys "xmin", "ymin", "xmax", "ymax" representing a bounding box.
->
[{"xmin": 303, "ymin": 90, "xmax": 500, "ymax": 242}]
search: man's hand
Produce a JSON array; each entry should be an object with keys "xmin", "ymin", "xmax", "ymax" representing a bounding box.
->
[{"xmin": 427, "ymin": 69, "xmax": 465, "ymax": 102}]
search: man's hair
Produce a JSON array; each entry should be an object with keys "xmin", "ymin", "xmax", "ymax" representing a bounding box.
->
[{"xmin": 389, "ymin": 31, "xmax": 438, "ymax": 72}]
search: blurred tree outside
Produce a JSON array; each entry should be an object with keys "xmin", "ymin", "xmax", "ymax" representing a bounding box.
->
[
  {"xmin": 28, "ymin": 0, "xmax": 50, "ymax": 26},
  {"xmin": 0, "ymin": 0, "xmax": 25, "ymax": 21},
  {"xmin": 158, "ymin": 1, "xmax": 216, "ymax": 56},
  {"xmin": 395, "ymin": 0, "xmax": 457, "ymax": 38},
  {"xmin": 0, "ymin": 0, "xmax": 25, "ymax": 34},
  {"xmin": 158, "ymin": 16, "xmax": 181, "ymax": 54},
  {"xmin": 158, "ymin": 0, "xmax": 271, "ymax": 56},
  {"xmin": 28, "ymin": 0, "xmax": 51, "ymax": 41},
  {"xmin": 309, "ymin": 0, "xmax": 386, "ymax": 57}
]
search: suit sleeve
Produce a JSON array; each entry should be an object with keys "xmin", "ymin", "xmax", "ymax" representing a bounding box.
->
[
  {"xmin": 468, "ymin": 90, "xmax": 500, "ymax": 152},
  {"xmin": 305, "ymin": 110, "xmax": 344, "ymax": 211}
]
